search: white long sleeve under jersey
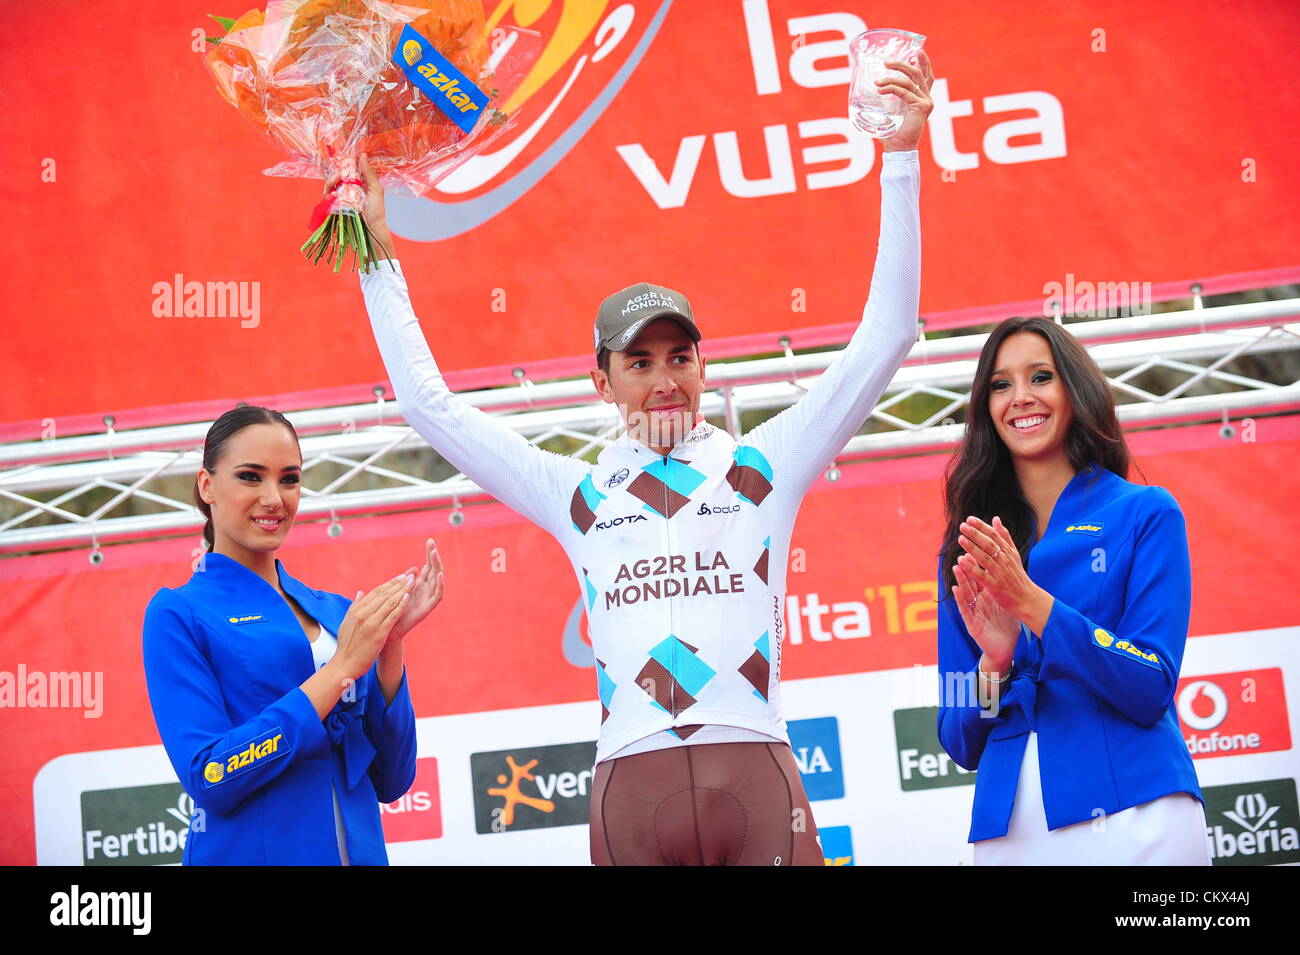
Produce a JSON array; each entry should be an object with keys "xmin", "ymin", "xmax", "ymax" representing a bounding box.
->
[{"xmin": 359, "ymin": 149, "xmax": 921, "ymax": 763}]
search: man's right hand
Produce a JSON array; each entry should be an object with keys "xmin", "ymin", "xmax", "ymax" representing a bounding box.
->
[{"xmin": 323, "ymin": 153, "xmax": 394, "ymax": 263}]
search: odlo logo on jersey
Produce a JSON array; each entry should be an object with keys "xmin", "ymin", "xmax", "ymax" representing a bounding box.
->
[
  {"xmin": 203, "ymin": 729, "xmax": 286, "ymax": 787},
  {"xmin": 698, "ymin": 502, "xmax": 740, "ymax": 516},
  {"xmin": 470, "ymin": 741, "xmax": 597, "ymax": 834}
]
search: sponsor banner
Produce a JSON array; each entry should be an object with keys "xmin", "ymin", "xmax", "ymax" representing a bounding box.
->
[
  {"xmin": 379, "ymin": 757, "xmax": 443, "ymax": 843},
  {"xmin": 9, "ymin": 431, "xmax": 1300, "ymax": 863},
  {"xmin": 470, "ymin": 741, "xmax": 597, "ymax": 834},
  {"xmin": 818, "ymin": 824, "xmax": 853, "ymax": 866},
  {"xmin": 29, "ymin": 625, "xmax": 1298, "ymax": 865},
  {"xmin": 789, "ymin": 716, "xmax": 844, "ymax": 801},
  {"xmin": 81, "ymin": 782, "xmax": 192, "ymax": 867},
  {"xmin": 1202, "ymin": 778, "xmax": 1300, "ymax": 867},
  {"xmin": 1176, "ymin": 668, "xmax": 1292, "ymax": 760},
  {"xmin": 894, "ymin": 706, "xmax": 975, "ymax": 792},
  {"xmin": 5, "ymin": 2, "xmax": 1300, "ymax": 428}
]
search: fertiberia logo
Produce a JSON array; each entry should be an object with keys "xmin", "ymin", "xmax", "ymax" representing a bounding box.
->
[
  {"xmin": 81, "ymin": 782, "xmax": 194, "ymax": 866},
  {"xmin": 893, "ymin": 706, "xmax": 974, "ymax": 791},
  {"xmin": 471, "ymin": 741, "xmax": 597, "ymax": 834}
]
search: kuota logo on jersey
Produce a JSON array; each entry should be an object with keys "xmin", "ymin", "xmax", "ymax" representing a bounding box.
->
[
  {"xmin": 788, "ymin": 717, "xmax": 844, "ymax": 801},
  {"xmin": 1203, "ymin": 778, "xmax": 1300, "ymax": 866},
  {"xmin": 470, "ymin": 741, "xmax": 597, "ymax": 834},
  {"xmin": 1176, "ymin": 668, "xmax": 1291, "ymax": 759}
]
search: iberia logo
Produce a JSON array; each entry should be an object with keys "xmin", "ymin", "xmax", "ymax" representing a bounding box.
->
[{"xmin": 400, "ymin": 1, "xmax": 671, "ymax": 237}]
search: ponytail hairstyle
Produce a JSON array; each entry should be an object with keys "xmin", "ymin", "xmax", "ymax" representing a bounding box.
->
[
  {"xmin": 193, "ymin": 404, "xmax": 301, "ymax": 551},
  {"xmin": 938, "ymin": 316, "xmax": 1134, "ymax": 600}
]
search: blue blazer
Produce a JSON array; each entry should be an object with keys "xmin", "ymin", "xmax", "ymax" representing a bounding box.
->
[
  {"xmin": 142, "ymin": 552, "xmax": 417, "ymax": 864},
  {"xmin": 936, "ymin": 462, "xmax": 1203, "ymax": 842}
]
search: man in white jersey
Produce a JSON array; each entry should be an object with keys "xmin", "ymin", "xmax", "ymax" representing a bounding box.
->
[{"xmin": 349, "ymin": 53, "xmax": 933, "ymax": 865}]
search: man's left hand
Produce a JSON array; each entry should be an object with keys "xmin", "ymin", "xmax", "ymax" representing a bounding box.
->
[{"xmin": 879, "ymin": 49, "xmax": 934, "ymax": 152}]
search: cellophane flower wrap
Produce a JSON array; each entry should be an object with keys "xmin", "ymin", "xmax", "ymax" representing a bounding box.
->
[{"xmin": 202, "ymin": 1, "xmax": 541, "ymax": 271}]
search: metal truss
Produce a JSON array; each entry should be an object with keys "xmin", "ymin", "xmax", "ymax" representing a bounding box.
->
[{"xmin": 3, "ymin": 296, "xmax": 1298, "ymax": 557}]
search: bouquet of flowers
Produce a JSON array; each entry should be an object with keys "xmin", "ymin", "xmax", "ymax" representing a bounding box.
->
[{"xmin": 203, "ymin": 0, "xmax": 540, "ymax": 271}]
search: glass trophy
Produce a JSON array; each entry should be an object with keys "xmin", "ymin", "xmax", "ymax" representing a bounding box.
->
[{"xmin": 848, "ymin": 29, "xmax": 927, "ymax": 138}]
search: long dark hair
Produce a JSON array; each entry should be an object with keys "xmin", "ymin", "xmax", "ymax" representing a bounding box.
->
[
  {"xmin": 194, "ymin": 405, "xmax": 300, "ymax": 550},
  {"xmin": 938, "ymin": 317, "xmax": 1132, "ymax": 598}
]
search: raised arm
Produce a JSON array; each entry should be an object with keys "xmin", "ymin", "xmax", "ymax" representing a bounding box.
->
[
  {"xmin": 741, "ymin": 149, "xmax": 921, "ymax": 497},
  {"xmin": 352, "ymin": 157, "xmax": 588, "ymax": 539},
  {"xmin": 741, "ymin": 53, "xmax": 931, "ymax": 498}
]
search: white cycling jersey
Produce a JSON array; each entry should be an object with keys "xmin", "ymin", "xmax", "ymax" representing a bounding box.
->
[{"xmin": 359, "ymin": 150, "xmax": 921, "ymax": 763}]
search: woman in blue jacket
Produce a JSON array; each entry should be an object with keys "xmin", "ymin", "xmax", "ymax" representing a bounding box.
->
[
  {"xmin": 143, "ymin": 404, "xmax": 443, "ymax": 865},
  {"xmin": 936, "ymin": 316, "xmax": 1207, "ymax": 864}
]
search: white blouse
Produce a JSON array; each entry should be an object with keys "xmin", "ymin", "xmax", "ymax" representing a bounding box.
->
[
  {"xmin": 974, "ymin": 731, "xmax": 1210, "ymax": 866},
  {"xmin": 308, "ymin": 625, "xmax": 350, "ymax": 867}
]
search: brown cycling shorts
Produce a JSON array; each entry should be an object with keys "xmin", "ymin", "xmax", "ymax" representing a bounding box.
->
[{"xmin": 589, "ymin": 740, "xmax": 824, "ymax": 866}]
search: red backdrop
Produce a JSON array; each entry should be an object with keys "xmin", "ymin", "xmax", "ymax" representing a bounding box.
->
[{"xmin": 3, "ymin": 0, "xmax": 1299, "ymax": 438}]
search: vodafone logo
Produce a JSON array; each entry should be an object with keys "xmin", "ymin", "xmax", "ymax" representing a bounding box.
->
[
  {"xmin": 1177, "ymin": 680, "xmax": 1228, "ymax": 731},
  {"xmin": 1175, "ymin": 669, "xmax": 1292, "ymax": 760}
]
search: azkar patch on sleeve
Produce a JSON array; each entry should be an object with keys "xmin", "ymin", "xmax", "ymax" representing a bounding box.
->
[
  {"xmin": 1092, "ymin": 628, "xmax": 1162, "ymax": 670},
  {"xmin": 202, "ymin": 727, "xmax": 288, "ymax": 787}
]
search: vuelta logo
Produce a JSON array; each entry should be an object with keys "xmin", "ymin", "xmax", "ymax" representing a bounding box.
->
[
  {"xmin": 400, "ymin": 1, "xmax": 671, "ymax": 237},
  {"xmin": 594, "ymin": 513, "xmax": 647, "ymax": 531},
  {"xmin": 697, "ymin": 501, "xmax": 741, "ymax": 516},
  {"xmin": 1175, "ymin": 669, "xmax": 1291, "ymax": 759}
]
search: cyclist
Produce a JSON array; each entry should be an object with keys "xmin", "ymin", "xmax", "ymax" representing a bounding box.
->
[{"xmin": 349, "ymin": 52, "xmax": 933, "ymax": 865}]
